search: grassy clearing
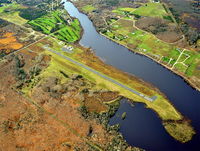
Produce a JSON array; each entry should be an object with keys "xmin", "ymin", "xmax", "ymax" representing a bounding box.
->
[
  {"xmin": 185, "ymin": 53, "xmax": 200, "ymax": 76},
  {"xmin": 0, "ymin": 3, "xmax": 21, "ymax": 13},
  {"xmin": 113, "ymin": 3, "xmax": 167, "ymax": 18},
  {"xmin": 118, "ymin": 7, "xmax": 136, "ymax": 12},
  {"xmin": 132, "ymin": 3, "xmax": 167, "ymax": 18},
  {"xmin": 0, "ymin": 3, "xmax": 28, "ymax": 25},
  {"xmin": 82, "ymin": 5, "xmax": 96, "ymax": 13}
]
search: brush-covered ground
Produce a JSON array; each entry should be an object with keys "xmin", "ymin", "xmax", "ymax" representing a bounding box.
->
[
  {"xmin": 72, "ymin": 0, "xmax": 200, "ymax": 91},
  {"xmin": 0, "ymin": 0, "xmax": 196, "ymax": 149},
  {"xmin": 1, "ymin": 40, "xmax": 148, "ymax": 150},
  {"xmin": 0, "ymin": 0, "xmax": 143, "ymax": 150},
  {"xmin": 162, "ymin": 0, "xmax": 200, "ymax": 47}
]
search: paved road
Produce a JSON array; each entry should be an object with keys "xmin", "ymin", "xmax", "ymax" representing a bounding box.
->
[{"xmin": 43, "ymin": 45, "xmax": 157, "ymax": 102}]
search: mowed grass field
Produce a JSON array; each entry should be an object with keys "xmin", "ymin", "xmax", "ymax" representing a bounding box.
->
[
  {"xmin": 132, "ymin": 2, "xmax": 167, "ymax": 18},
  {"xmin": 112, "ymin": 2, "xmax": 168, "ymax": 19},
  {"xmin": 0, "ymin": 3, "xmax": 28, "ymax": 25},
  {"xmin": 28, "ymin": 10, "xmax": 81, "ymax": 43}
]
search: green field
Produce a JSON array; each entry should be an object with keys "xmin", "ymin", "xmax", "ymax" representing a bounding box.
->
[
  {"xmin": 0, "ymin": 3, "xmax": 21, "ymax": 13},
  {"xmin": 28, "ymin": 10, "xmax": 81, "ymax": 43},
  {"xmin": 132, "ymin": 3, "xmax": 167, "ymax": 18},
  {"xmin": 0, "ymin": 3, "xmax": 28, "ymax": 25},
  {"xmin": 113, "ymin": 3, "xmax": 168, "ymax": 18}
]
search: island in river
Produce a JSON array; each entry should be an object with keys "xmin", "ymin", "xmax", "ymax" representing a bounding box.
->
[{"xmin": 0, "ymin": 0, "xmax": 198, "ymax": 150}]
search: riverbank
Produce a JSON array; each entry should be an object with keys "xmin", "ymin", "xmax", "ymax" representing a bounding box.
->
[
  {"xmin": 43, "ymin": 32, "xmax": 195, "ymax": 143},
  {"xmin": 101, "ymin": 32, "xmax": 200, "ymax": 92},
  {"xmin": 69, "ymin": 0, "xmax": 200, "ymax": 92},
  {"xmin": 64, "ymin": 0, "xmax": 197, "ymax": 143}
]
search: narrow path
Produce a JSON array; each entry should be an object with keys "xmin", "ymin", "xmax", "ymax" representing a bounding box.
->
[{"xmin": 171, "ymin": 49, "xmax": 190, "ymax": 69}]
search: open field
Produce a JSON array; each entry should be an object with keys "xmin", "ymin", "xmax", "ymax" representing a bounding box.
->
[
  {"xmin": 131, "ymin": 3, "xmax": 167, "ymax": 18},
  {"xmin": 0, "ymin": 3, "xmax": 28, "ymax": 25},
  {"xmin": 113, "ymin": 2, "xmax": 168, "ymax": 18}
]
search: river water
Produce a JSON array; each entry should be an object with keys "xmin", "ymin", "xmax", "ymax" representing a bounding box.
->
[{"xmin": 64, "ymin": 1, "xmax": 200, "ymax": 151}]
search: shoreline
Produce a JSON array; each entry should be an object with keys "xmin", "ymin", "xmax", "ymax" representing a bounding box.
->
[
  {"xmin": 100, "ymin": 32, "xmax": 200, "ymax": 93},
  {"xmin": 88, "ymin": 19, "xmax": 200, "ymax": 92},
  {"xmin": 68, "ymin": 1, "xmax": 200, "ymax": 92},
  {"xmin": 73, "ymin": 35, "xmax": 196, "ymax": 143},
  {"xmin": 64, "ymin": 1, "xmax": 196, "ymax": 143}
]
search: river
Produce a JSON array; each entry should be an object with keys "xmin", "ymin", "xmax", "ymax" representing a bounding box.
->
[{"xmin": 64, "ymin": 1, "xmax": 200, "ymax": 151}]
